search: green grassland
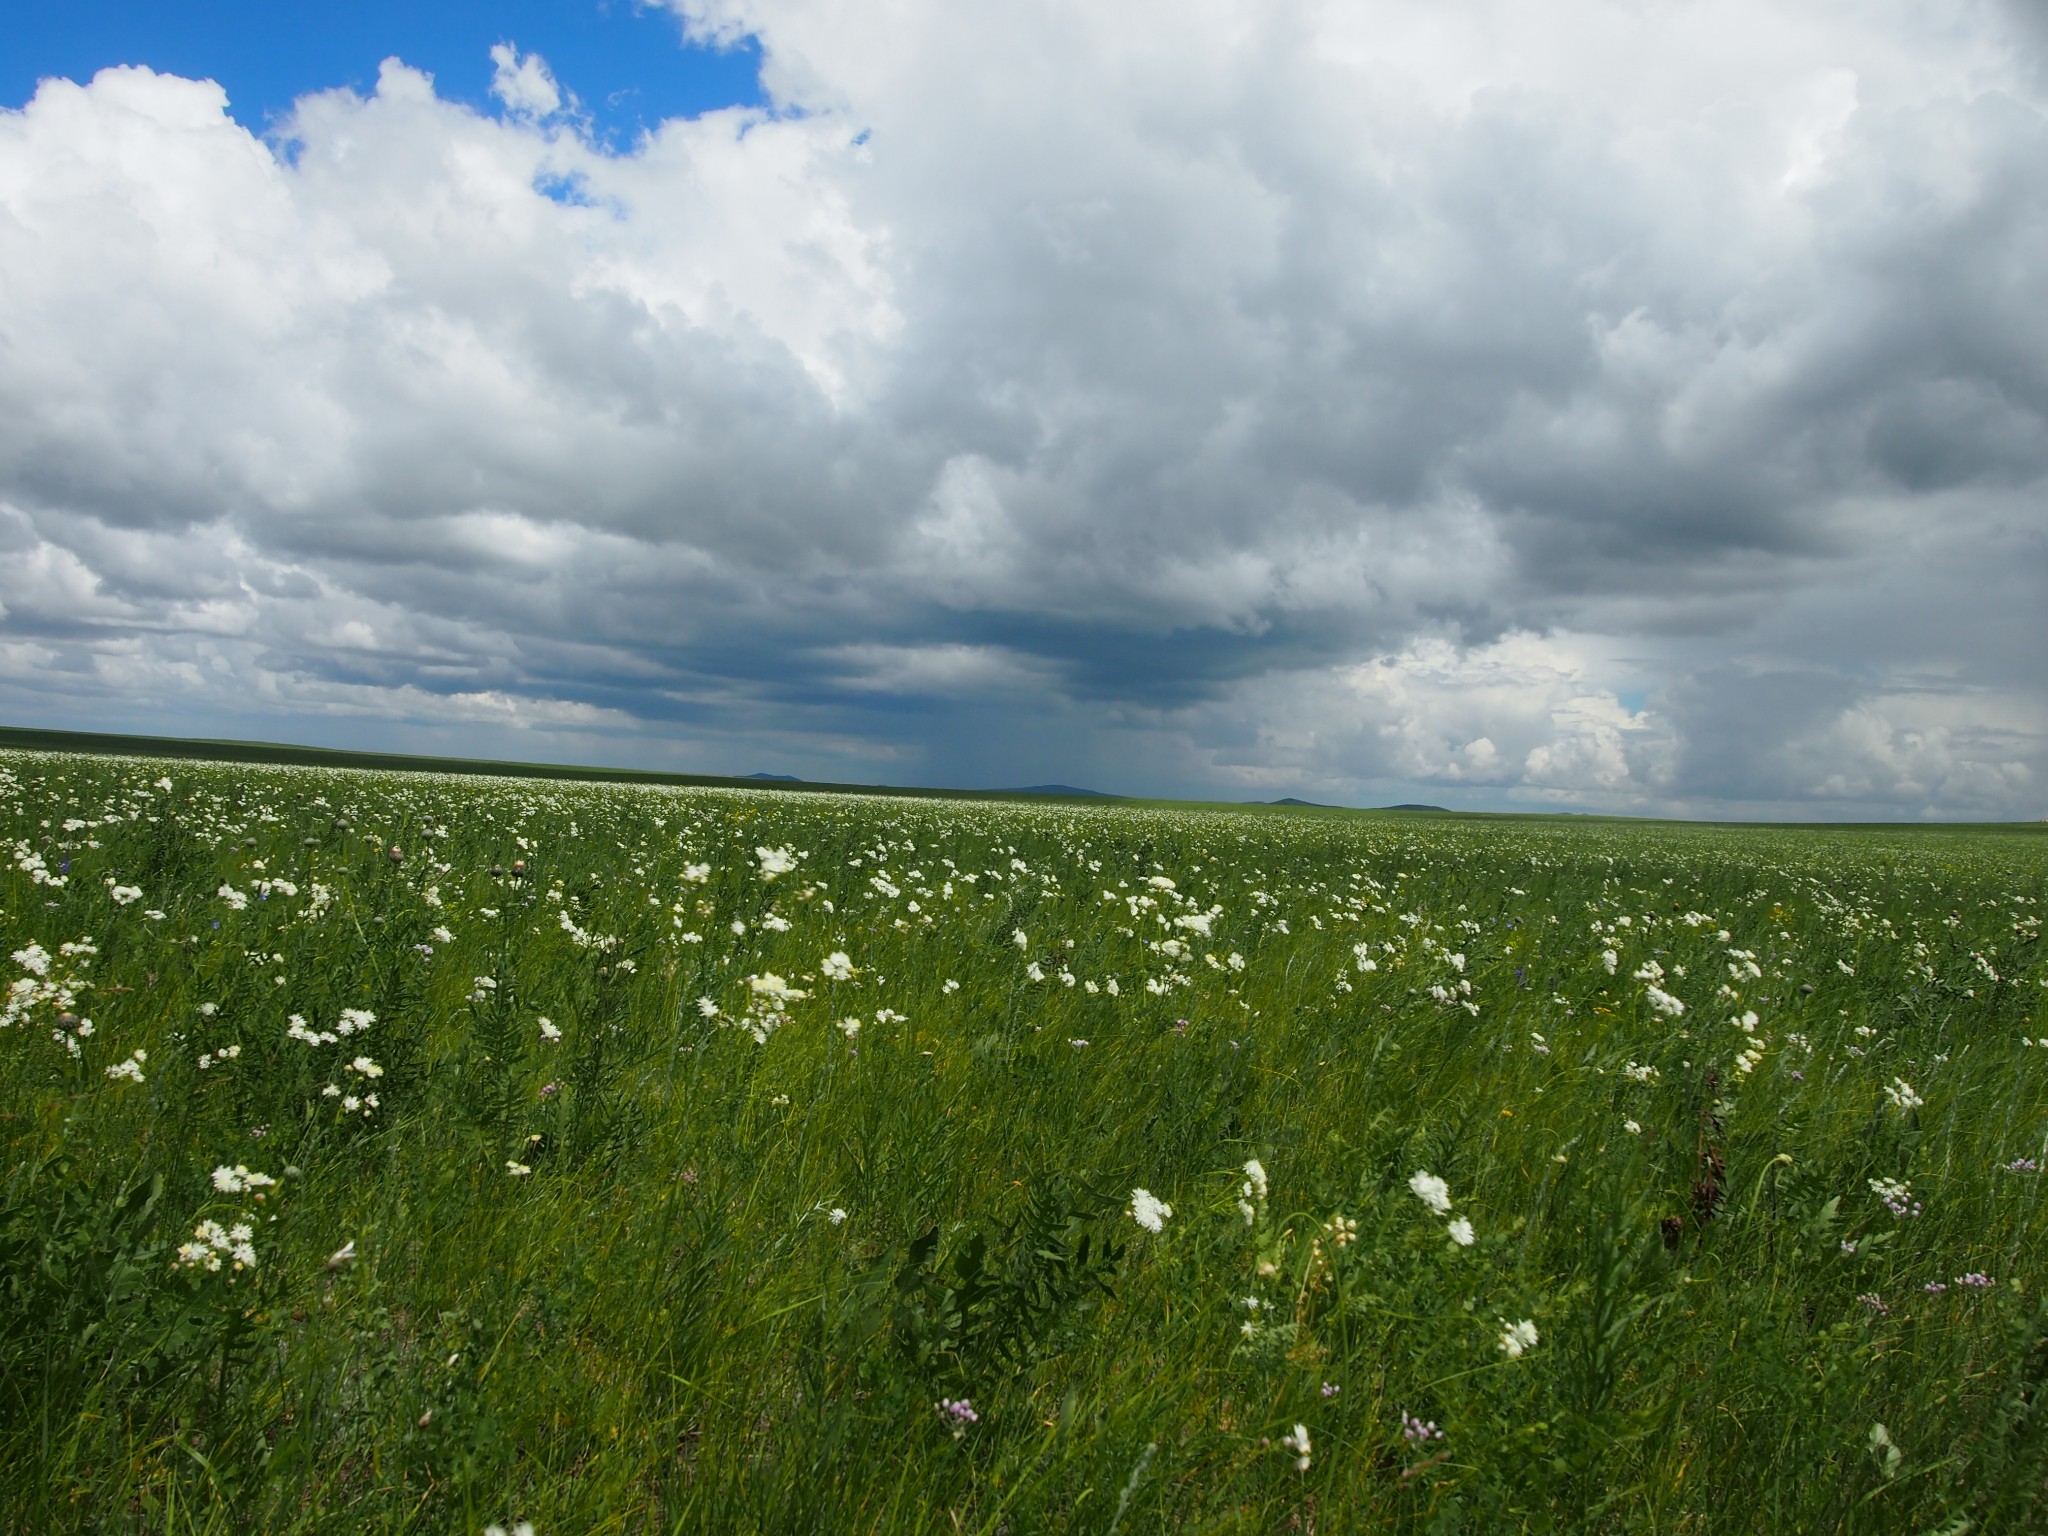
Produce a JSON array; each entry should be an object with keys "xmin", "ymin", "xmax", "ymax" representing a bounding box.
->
[{"xmin": 2, "ymin": 747, "xmax": 2045, "ymax": 1532}]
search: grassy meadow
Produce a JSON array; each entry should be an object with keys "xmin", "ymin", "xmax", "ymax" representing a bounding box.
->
[{"xmin": 2, "ymin": 748, "xmax": 2046, "ymax": 1532}]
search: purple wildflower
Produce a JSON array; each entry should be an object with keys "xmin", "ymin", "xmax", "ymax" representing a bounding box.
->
[
  {"xmin": 936, "ymin": 1398, "xmax": 978, "ymax": 1436},
  {"xmin": 1400, "ymin": 1412, "xmax": 1443, "ymax": 1446}
]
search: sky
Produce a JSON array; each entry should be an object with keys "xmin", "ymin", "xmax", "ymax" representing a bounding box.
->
[
  {"xmin": 1, "ymin": 2, "xmax": 765, "ymax": 144},
  {"xmin": 0, "ymin": 0, "xmax": 2043, "ymax": 819}
]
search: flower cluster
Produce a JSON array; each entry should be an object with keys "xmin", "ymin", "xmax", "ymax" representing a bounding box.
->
[
  {"xmin": 936, "ymin": 1398, "xmax": 977, "ymax": 1438},
  {"xmin": 1129, "ymin": 1187, "xmax": 1172, "ymax": 1233},
  {"xmin": 1400, "ymin": 1411, "xmax": 1444, "ymax": 1446},
  {"xmin": 175, "ymin": 1219, "xmax": 257, "ymax": 1273},
  {"xmin": 1237, "ymin": 1157, "xmax": 1268, "ymax": 1225},
  {"xmin": 1498, "ymin": 1319, "xmax": 1540, "ymax": 1358},
  {"xmin": 1409, "ymin": 1169, "xmax": 1476, "ymax": 1245}
]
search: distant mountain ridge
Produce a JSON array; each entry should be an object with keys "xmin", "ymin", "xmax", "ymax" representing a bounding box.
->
[{"xmin": 753, "ymin": 771, "xmax": 1119, "ymax": 799}]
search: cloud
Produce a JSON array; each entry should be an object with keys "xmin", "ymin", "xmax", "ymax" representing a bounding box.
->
[
  {"xmin": 489, "ymin": 44, "xmax": 563, "ymax": 119},
  {"xmin": 824, "ymin": 642, "xmax": 1057, "ymax": 697},
  {"xmin": 0, "ymin": 1, "xmax": 2043, "ymax": 816},
  {"xmin": 1167, "ymin": 630, "xmax": 1676, "ymax": 806}
]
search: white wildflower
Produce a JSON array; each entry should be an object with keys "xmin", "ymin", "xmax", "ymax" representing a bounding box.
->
[
  {"xmin": 1645, "ymin": 986, "xmax": 1686, "ymax": 1018},
  {"xmin": 747, "ymin": 972, "xmax": 808, "ymax": 1004},
  {"xmin": 1280, "ymin": 1423, "xmax": 1312, "ymax": 1472},
  {"xmin": 1242, "ymin": 1158, "xmax": 1269, "ymax": 1202},
  {"xmin": 1408, "ymin": 1170, "xmax": 1452, "ymax": 1215},
  {"xmin": 210, "ymin": 1165, "xmax": 276, "ymax": 1193},
  {"xmin": 1129, "ymin": 1187, "xmax": 1173, "ymax": 1233}
]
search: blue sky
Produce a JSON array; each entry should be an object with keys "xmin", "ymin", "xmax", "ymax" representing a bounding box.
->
[
  {"xmin": 3, "ymin": 0, "xmax": 763, "ymax": 144},
  {"xmin": 0, "ymin": 1, "xmax": 2042, "ymax": 818}
]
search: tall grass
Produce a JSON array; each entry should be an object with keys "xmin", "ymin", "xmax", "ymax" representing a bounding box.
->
[{"xmin": 1, "ymin": 750, "xmax": 2043, "ymax": 1531}]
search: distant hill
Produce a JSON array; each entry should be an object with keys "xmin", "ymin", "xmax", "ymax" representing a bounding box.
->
[
  {"xmin": 745, "ymin": 772, "xmax": 802, "ymax": 781},
  {"xmin": 1264, "ymin": 797, "xmax": 1332, "ymax": 808},
  {"xmin": 1002, "ymin": 784, "xmax": 1118, "ymax": 798},
  {"xmin": 1384, "ymin": 803, "xmax": 1448, "ymax": 812}
]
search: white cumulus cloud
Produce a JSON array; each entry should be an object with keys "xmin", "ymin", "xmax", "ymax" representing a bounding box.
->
[{"xmin": 0, "ymin": 0, "xmax": 2042, "ymax": 815}]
